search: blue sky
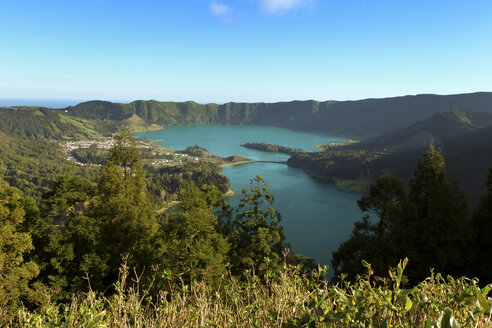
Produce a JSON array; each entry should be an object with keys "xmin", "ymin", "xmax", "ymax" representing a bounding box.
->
[{"xmin": 0, "ymin": 0, "xmax": 491, "ymax": 103}]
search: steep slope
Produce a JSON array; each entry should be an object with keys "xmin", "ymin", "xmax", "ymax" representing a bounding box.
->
[
  {"xmin": 310, "ymin": 92, "xmax": 492, "ymax": 137},
  {"xmin": 358, "ymin": 110, "xmax": 492, "ymax": 150},
  {"xmin": 0, "ymin": 107, "xmax": 105, "ymax": 139},
  {"xmin": 65, "ymin": 100, "xmax": 222, "ymax": 125},
  {"xmin": 288, "ymin": 110, "xmax": 492, "ymax": 204},
  {"xmin": 120, "ymin": 113, "xmax": 163, "ymax": 132},
  {"xmin": 0, "ymin": 132, "xmax": 96, "ymax": 198},
  {"xmin": 62, "ymin": 92, "xmax": 492, "ymax": 138},
  {"xmin": 367, "ymin": 125, "xmax": 492, "ymax": 203},
  {"xmin": 444, "ymin": 126, "xmax": 492, "ymax": 202}
]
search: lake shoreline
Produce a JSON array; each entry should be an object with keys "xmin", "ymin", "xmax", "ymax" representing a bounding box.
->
[
  {"xmin": 137, "ymin": 124, "xmax": 362, "ymax": 270},
  {"xmin": 137, "ymin": 130, "xmax": 363, "ymax": 195},
  {"xmin": 292, "ymin": 166, "xmax": 370, "ymax": 194}
]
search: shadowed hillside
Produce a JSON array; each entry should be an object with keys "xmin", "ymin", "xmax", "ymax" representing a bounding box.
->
[
  {"xmin": 358, "ymin": 110, "xmax": 492, "ymax": 150},
  {"xmin": 62, "ymin": 92, "xmax": 492, "ymax": 137},
  {"xmin": 288, "ymin": 109, "xmax": 492, "ymax": 204}
]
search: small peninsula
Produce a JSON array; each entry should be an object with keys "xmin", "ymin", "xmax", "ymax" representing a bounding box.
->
[{"xmin": 240, "ymin": 142, "xmax": 303, "ymax": 155}]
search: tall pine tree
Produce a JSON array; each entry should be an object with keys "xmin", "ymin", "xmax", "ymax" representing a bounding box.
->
[
  {"xmin": 90, "ymin": 130, "xmax": 160, "ymax": 287},
  {"xmin": 332, "ymin": 172, "xmax": 411, "ymax": 278},
  {"xmin": 231, "ymin": 176, "xmax": 287, "ymax": 275},
  {"xmin": 333, "ymin": 144, "xmax": 472, "ymax": 283},
  {"xmin": 405, "ymin": 144, "xmax": 471, "ymax": 281},
  {"xmin": 470, "ymin": 167, "xmax": 492, "ymax": 283},
  {"xmin": 160, "ymin": 184, "xmax": 229, "ymax": 286}
]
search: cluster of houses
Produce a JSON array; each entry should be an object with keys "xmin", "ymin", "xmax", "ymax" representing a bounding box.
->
[
  {"xmin": 60, "ymin": 140, "xmax": 200, "ymax": 167},
  {"xmin": 61, "ymin": 139, "xmax": 116, "ymax": 151},
  {"xmin": 150, "ymin": 153, "xmax": 199, "ymax": 166},
  {"xmin": 60, "ymin": 139, "xmax": 117, "ymax": 165}
]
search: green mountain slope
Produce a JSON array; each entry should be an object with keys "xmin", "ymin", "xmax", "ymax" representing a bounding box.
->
[
  {"xmin": 0, "ymin": 106, "xmax": 160, "ymax": 139},
  {"xmin": 62, "ymin": 92, "xmax": 492, "ymax": 137},
  {"xmin": 444, "ymin": 125, "xmax": 492, "ymax": 202},
  {"xmin": 358, "ymin": 110, "xmax": 492, "ymax": 150},
  {"xmin": 120, "ymin": 113, "xmax": 163, "ymax": 132},
  {"xmin": 65, "ymin": 100, "xmax": 222, "ymax": 125},
  {"xmin": 0, "ymin": 132, "xmax": 97, "ymax": 198},
  {"xmin": 288, "ymin": 110, "xmax": 492, "ymax": 203},
  {"xmin": 365, "ymin": 125, "xmax": 492, "ymax": 202},
  {"xmin": 4, "ymin": 92, "xmax": 490, "ymax": 140},
  {"xmin": 0, "ymin": 107, "xmax": 104, "ymax": 139}
]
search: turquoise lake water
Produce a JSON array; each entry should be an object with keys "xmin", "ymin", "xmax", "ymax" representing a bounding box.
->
[{"xmin": 137, "ymin": 125, "xmax": 362, "ymax": 271}]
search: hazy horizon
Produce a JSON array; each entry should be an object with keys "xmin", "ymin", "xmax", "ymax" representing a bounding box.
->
[{"xmin": 2, "ymin": 90, "xmax": 491, "ymax": 108}]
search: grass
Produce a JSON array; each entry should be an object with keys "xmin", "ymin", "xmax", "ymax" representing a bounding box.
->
[
  {"xmin": 122, "ymin": 114, "xmax": 163, "ymax": 132},
  {"xmin": 318, "ymin": 140, "xmax": 360, "ymax": 149},
  {"xmin": 13, "ymin": 260, "xmax": 492, "ymax": 327},
  {"xmin": 335, "ymin": 177, "xmax": 373, "ymax": 193}
]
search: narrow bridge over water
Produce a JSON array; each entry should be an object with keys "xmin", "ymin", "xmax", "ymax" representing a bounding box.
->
[{"xmin": 255, "ymin": 160, "xmax": 287, "ymax": 164}]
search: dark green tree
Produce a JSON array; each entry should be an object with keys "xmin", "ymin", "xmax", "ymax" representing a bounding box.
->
[
  {"xmin": 333, "ymin": 145, "xmax": 471, "ymax": 283},
  {"xmin": 469, "ymin": 167, "xmax": 492, "ymax": 283},
  {"xmin": 41, "ymin": 173, "xmax": 93, "ymax": 224},
  {"xmin": 405, "ymin": 144, "xmax": 471, "ymax": 281},
  {"xmin": 22, "ymin": 174, "xmax": 103, "ymax": 295},
  {"xmin": 332, "ymin": 172, "xmax": 411, "ymax": 278},
  {"xmin": 90, "ymin": 130, "xmax": 160, "ymax": 287},
  {"xmin": 160, "ymin": 184, "xmax": 229, "ymax": 286},
  {"xmin": 43, "ymin": 214, "xmax": 107, "ymax": 294},
  {"xmin": 0, "ymin": 178, "xmax": 39, "ymax": 322},
  {"xmin": 230, "ymin": 176, "xmax": 287, "ymax": 275}
]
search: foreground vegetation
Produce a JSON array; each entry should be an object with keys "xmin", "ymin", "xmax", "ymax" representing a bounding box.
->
[{"xmin": 14, "ymin": 260, "xmax": 492, "ymax": 327}]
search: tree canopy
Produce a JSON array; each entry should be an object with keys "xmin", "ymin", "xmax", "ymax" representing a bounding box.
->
[
  {"xmin": 333, "ymin": 144, "xmax": 472, "ymax": 283},
  {"xmin": 0, "ymin": 178, "xmax": 39, "ymax": 323},
  {"xmin": 230, "ymin": 176, "xmax": 288, "ymax": 275}
]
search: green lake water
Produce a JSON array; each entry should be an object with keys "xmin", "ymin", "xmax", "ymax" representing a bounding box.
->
[{"xmin": 137, "ymin": 125, "xmax": 362, "ymax": 272}]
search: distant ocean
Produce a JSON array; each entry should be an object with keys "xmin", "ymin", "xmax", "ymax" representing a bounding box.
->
[
  {"xmin": 0, "ymin": 99, "xmax": 89, "ymax": 108},
  {"xmin": 0, "ymin": 99, "xmax": 130, "ymax": 108},
  {"xmin": 0, "ymin": 99, "xmax": 211, "ymax": 108}
]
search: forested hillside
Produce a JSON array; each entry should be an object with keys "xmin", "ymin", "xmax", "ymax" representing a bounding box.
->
[
  {"xmin": 0, "ymin": 132, "xmax": 97, "ymax": 198},
  {"xmin": 62, "ymin": 92, "xmax": 492, "ymax": 137},
  {"xmin": 288, "ymin": 109, "xmax": 492, "ymax": 203},
  {"xmin": 0, "ymin": 107, "xmax": 104, "ymax": 139},
  {"xmin": 357, "ymin": 110, "xmax": 492, "ymax": 150},
  {"xmin": 0, "ymin": 106, "xmax": 161, "ymax": 140}
]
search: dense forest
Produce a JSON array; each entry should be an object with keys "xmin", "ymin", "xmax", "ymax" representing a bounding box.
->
[
  {"xmin": 0, "ymin": 132, "xmax": 98, "ymax": 198},
  {"xmin": 288, "ymin": 109, "xmax": 492, "ymax": 203},
  {"xmin": 1, "ymin": 131, "xmax": 492, "ymax": 326},
  {"xmin": 241, "ymin": 142, "xmax": 302, "ymax": 155}
]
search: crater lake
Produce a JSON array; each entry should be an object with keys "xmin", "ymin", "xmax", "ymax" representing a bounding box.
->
[{"xmin": 137, "ymin": 125, "xmax": 362, "ymax": 273}]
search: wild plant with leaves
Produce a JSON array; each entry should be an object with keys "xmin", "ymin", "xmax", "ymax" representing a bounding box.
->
[{"xmin": 16, "ymin": 259, "xmax": 492, "ymax": 327}]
